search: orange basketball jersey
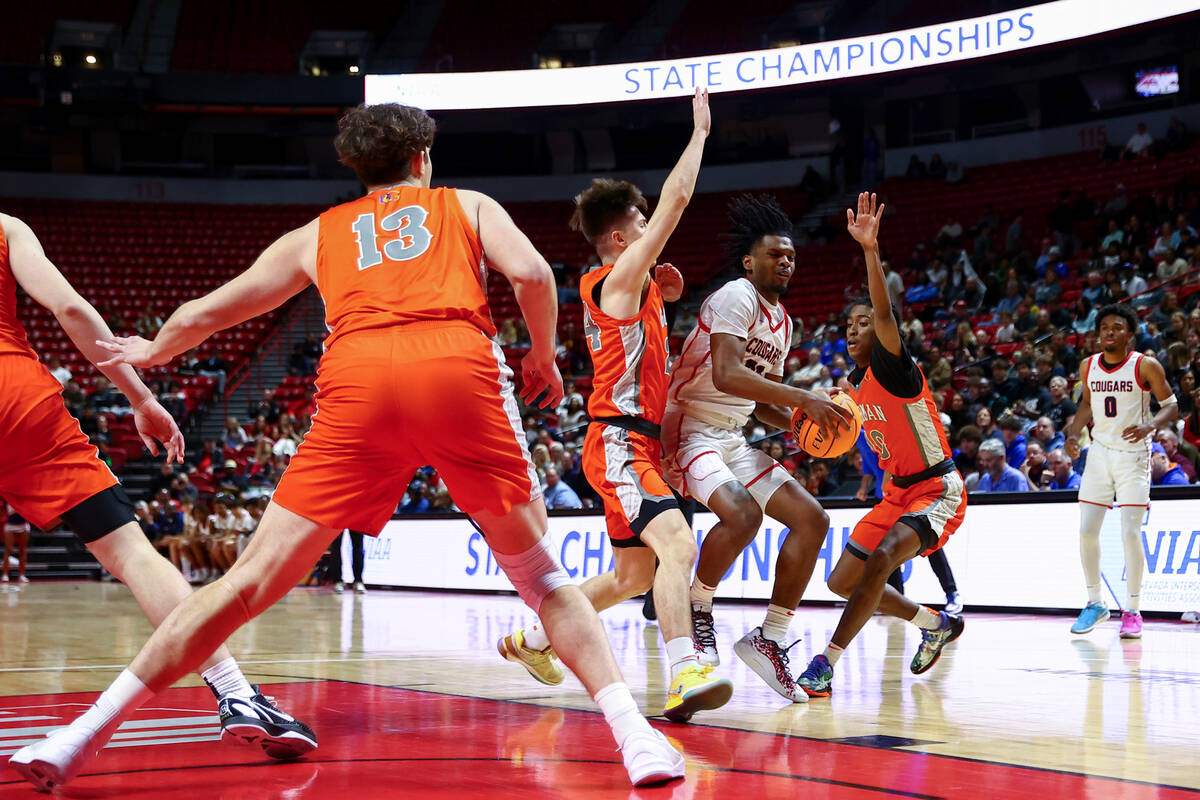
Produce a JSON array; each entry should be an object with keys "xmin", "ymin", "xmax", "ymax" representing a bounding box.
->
[
  {"xmin": 580, "ymin": 264, "xmax": 670, "ymax": 424},
  {"xmin": 317, "ymin": 185, "xmax": 495, "ymax": 349},
  {"xmin": 0, "ymin": 220, "xmax": 37, "ymax": 361},
  {"xmin": 850, "ymin": 342, "xmax": 952, "ymax": 478}
]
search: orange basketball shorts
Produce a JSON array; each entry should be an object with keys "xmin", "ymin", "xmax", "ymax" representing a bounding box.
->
[
  {"xmin": 848, "ymin": 470, "xmax": 966, "ymax": 560},
  {"xmin": 0, "ymin": 356, "xmax": 118, "ymax": 530},
  {"xmin": 581, "ymin": 422, "xmax": 678, "ymax": 547},
  {"xmin": 272, "ymin": 322, "xmax": 540, "ymax": 535}
]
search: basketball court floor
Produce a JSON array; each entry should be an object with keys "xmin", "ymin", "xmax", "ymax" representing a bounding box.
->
[{"xmin": 2, "ymin": 582, "xmax": 1198, "ymax": 798}]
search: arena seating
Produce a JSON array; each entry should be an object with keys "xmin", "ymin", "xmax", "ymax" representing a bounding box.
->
[{"xmin": 0, "ymin": 0, "xmax": 135, "ymax": 66}]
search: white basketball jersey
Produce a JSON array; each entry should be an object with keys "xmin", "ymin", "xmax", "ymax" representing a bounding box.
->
[
  {"xmin": 1086, "ymin": 352, "xmax": 1151, "ymax": 453},
  {"xmin": 667, "ymin": 278, "xmax": 791, "ymax": 430}
]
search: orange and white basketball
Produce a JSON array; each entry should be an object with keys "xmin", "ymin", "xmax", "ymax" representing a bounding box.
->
[{"xmin": 792, "ymin": 392, "xmax": 863, "ymax": 459}]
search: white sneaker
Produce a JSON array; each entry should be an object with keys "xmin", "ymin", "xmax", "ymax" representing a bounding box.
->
[
  {"xmin": 9, "ymin": 725, "xmax": 103, "ymax": 791},
  {"xmin": 733, "ymin": 627, "xmax": 807, "ymax": 703},
  {"xmin": 1, "ymin": 572, "xmax": 7, "ymax": 582},
  {"xmin": 620, "ymin": 728, "xmax": 686, "ymax": 787},
  {"xmin": 691, "ymin": 603, "xmax": 719, "ymax": 666},
  {"xmin": 19, "ymin": 575, "xmax": 29, "ymax": 584},
  {"xmin": 353, "ymin": 581, "xmax": 367, "ymax": 594}
]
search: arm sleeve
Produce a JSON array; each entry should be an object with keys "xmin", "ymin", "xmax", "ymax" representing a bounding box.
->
[
  {"xmin": 868, "ymin": 339, "xmax": 924, "ymax": 398},
  {"xmin": 705, "ymin": 283, "xmax": 757, "ymax": 339}
]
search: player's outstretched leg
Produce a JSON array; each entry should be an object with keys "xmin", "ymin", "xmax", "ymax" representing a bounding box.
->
[{"xmin": 10, "ymin": 504, "xmax": 335, "ymax": 791}]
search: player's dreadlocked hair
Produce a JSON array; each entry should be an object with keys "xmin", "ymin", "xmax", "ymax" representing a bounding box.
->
[
  {"xmin": 723, "ymin": 193, "xmax": 794, "ymax": 273},
  {"xmin": 569, "ymin": 178, "xmax": 648, "ymax": 244}
]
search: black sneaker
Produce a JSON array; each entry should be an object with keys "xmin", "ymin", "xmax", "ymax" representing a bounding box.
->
[
  {"xmin": 214, "ymin": 685, "xmax": 318, "ymax": 760},
  {"xmin": 641, "ymin": 590, "xmax": 657, "ymax": 621}
]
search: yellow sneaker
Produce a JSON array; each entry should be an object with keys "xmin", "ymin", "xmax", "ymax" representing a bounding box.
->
[
  {"xmin": 498, "ymin": 629, "xmax": 564, "ymax": 686},
  {"xmin": 663, "ymin": 664, "xmax": 733, "ymax": 723}
]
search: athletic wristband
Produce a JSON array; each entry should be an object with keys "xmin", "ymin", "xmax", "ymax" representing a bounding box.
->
[{"xmin": 1160, "ymin": 394, "xmax": 1178, "ymax": 407}]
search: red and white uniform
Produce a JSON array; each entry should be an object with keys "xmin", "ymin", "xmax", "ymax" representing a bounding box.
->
[
  {"xmin": 272, "ymin": 185, "xmax": 539, "ymax": 534},
  {"xmin": 578, "ymin": 264, "xmax": 676, "ymax": 547},
  {"xmin": 662, "ymin": 278, "xmax": 794, "ymax": 509},
  {"xmin": 847, "ymin": 339, "xmax": 965, "ymax": 558},
  {"xmin": 1078, "ymin": 352, "xmax": 1152, "ymax": 509},
  {"xmin": 0, "ymin": 220, "xmax": 118, "ymax": 530}
]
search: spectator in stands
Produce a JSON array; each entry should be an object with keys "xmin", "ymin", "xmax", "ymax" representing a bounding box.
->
[
  {"xmin": 272, "ymin": 415, "xmax": 302, "ymax": 457},
  {"xmin": 1152, "ymin": 221, "xmax": 1174, "ymax": 257},
  {"xmin": 805, "ymin": 460, "xmax": 839, "ymax": 497},
  {"xmin": 820, "ymin": 326, "xmax": 847, "ymax": 366},
  {"xmin": 1045, "ymin": 448, "xmax": 1081, "ymax": 490},
  {"xmin": 995, "ymin": 280, "xmax": 1022, "ymax": 315},
  {"xmin": 400, "ymin": 481, "xmax": 430, "ymax": 514},
  {"xmin": 42, "ymin": 354, "xmax": 72, "ymax": 386},
  {"xmin": 289, "ymin": 388, "xmax": 318, "ymax": 420},
  {"xmin": 973, "ymin": 225, "xmax": 993, "ymax": 264},
  {"xmin": 1156, "ymin": 429, "xmax": 1197, "ymax": 482},
  {"xmin": 512, "ymin": 318, "xmax": 531, "ymax": 346},
  {"xmin": 1121, "ymin": 263, "xmax": 1149, "ymax": 302},
  {"xmin": 1159, "ymin": 248, "xmax": 1189, "ymax": 281},
  {"xmin": 944, "ymin": 160, "xmax": 964, "ymax": 184},
  {"xmin": 1081, "ymin": 271, "xmax": 1112, "ymax": 307},
  {"xmin": 1072, "ymin": 296, "xmax": 1097, "ymax": 334},
  {"xmin": 1102, "ymin": 184, "xmax": 1129, "ymax": 219},
  {"xmin": 924, "ymin": 345, "xmax": 952, "ymax": 391},
  {"xmin": 61, "ymin": 379, "xmax": 85, "ymax": 413},
  {"xmin": 1030, "ymin": 415, "xmax": 1065, "ymax": 454},
  {"xmin": 953, "ymin": 425, "xmax": 982, "ymax": 477},
  {"xmin": 171, "ymin": 472, "xmax": 199, "ymax": 505},
  {"xmin": 300, "ymin": 333, "xmax": 323, "ymax": 361},
  {"xmin": 133, "ymin": 501, "xmax": 158, "ymax": 542},
  {"xmin": 222, "ymin": 416, "xmax": 249, "ymax": 449},
  {"xmin": 1150, "ymin": 290, "xmax": 1182, "ymax": 331},
  {"xmin": 558, "ymin": 395, "xmax": 587, "ymax": 436},
  {"xmin": 1021, "ymin": 440, "xmax": 1049, "ymax": 489},
  {"xmin": 287, "ymin": 343, "xmax": 313, "ymax": 377},
  {"xmin": 936, "ymin": 215, "xmax": 962, "ymax": 244},
  {"xmin": 542, "ymin": 466, "xmax": 582, "ymax": 510},
  {"xmin": 1169, "ymin": 213, "xmax": 1197, "ymax": 251},
  {"xmin": 213, "ymin": 459, "xmax": 248, "ymax": 494},
  {"xmin": 905, "ymin": 154, "xmax": 927, "ymax": 180},
  {"xmin": 883, "ymin": 260, "xmax": 905, "ymax": 312},
  {"xmin": 1100, "ymin": 219, "xmax": 1124, "ymax": 250},
  {"xmin": 997, "ymin": 413, "xmax": 1027, "ymax": 468},
  {"xmin": 153, "ymin": 490, "xmax": 184, "ymax": 538},
  {"xmin": 91, "ymin": 415, "xmax": 112, "ymax": 447},
  {"xmin": 1041, "ymin": 376, "xmax": 1078, "ymax": 430},
  {"xmin": 496, "ymin": 318, "xmax": 519, "ymax": 346},
  {"xmin": 1004, "ymin": 213, "xmax": 1024, "ymax": 257},
  {"xmin": 135, "ymin": 304, "xmax": 163, "ymax": 338},
  {"xmin": 1123, "ymin": 122, "xmax": 1153, "ymax": 159},
  {"xmin": 197, "ymin": 349, "xmax": 230, "ymax": 394},
  {"xmin": 976, "ymin": 438, "xmax": 1031, "ymax": 492},
  {"xmin": 994, "ymin": 311, "xmax": 1016, "ymax": 343},
  {"xmin": 928, "ymin": 153, "xmax": 947, "ymax": 180},
  {"xmin": 1033, "ymin": 270, "xmax": 1061, "ymax": 307},
  {"xmin": 88, "ymin": 377, "xmax": 129, "ymax": 413},
  {"xmin": 789, "ymin": 347, "xmax": 824, "ymax": 389},
  {"xmin": 1151, "ymin": 442, "xmax": 1190, "ymax": 486},
  {"xmin": 247, "ymin": 388, "xmax": 281, "ymax": 422},
  {"xmin": 151, "ymin": 462, "xmax": 178, "ymax": 495}
]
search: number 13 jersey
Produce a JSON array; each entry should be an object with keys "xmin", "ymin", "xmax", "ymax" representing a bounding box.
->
[
  {"xmin": 1084, "ymin": 351, "xmax": 1151, "ymax": 453},
  {"xmin": 317, "ymin": 185, "xmax": 495, "ymax": 350}
]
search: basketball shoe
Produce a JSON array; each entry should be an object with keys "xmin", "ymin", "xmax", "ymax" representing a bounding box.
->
[
  {"xmin": 497, "ymin": 629, "xmax": 564, "ymax": 685},
  {"xmin": 662, "ymin": 664, "xmax": 733, "ymax": 722},
  {"xmin": 9, "ymin": 725, "xmax": 99, "ymax": 791},
  {"xmin": 691, "ymin": 603, "xmax": 719, "ymax": 666},
  {"xmin": 797, "ymin": 654, "xmax": 833, "ymax": 698},
  {"xmin": 910, "ymin": 613, "xmax": 965, "ymax": 675},
  {"xmin": 620, "ymin": 728, "xmax": 686, "ymax": 786},
  {"xmin": 1070, "ymin": 602, "xmax": 1110, "ymax": 634},
  {"xmin": 215, "ymin": 686, "xmax": 318, "ymax": 759},
  {"xmin": 733, "ymin": 627, "xmax": 807, "ymax": 703},
  {"xmin": 1119, "ymin": 611, "xmax": 1143, "ymax": 639}
]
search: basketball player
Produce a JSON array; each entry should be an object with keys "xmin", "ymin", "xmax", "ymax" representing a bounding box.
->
[
  {"xmin": 11, "ymin": 100, "xmax": 686, "ymax": 790},
  {"xmin": 795, "ymin": 193, "xmax": 966, "ymax": 698},
  {"xmin": 500, "ymin": 89, "xmax": 733, "ymax": 723},
  {"xmin": 1063, "ymin": 304, "xmax": 1177, "ymax": 639},
  {"xmin": 661, "ymin": 193, "xmax": 851, "ymax": 702},
  {"xmin": 0, "ymin": 213, "xmax": 315, "ymax": 763}
]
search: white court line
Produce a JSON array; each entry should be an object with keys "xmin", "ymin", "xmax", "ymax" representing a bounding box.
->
[
  {"xmin": 2, "ymin": 734, "xmax": 219, "ymax": 756},
  {"xmin": 0, "ymin": 716, "xmax": 57, "ymax": 722},
  {"xmin": 0, "ymin": 716, "xmax": 218, "ymax": 739},
  {"xmin": 0, "ymin": 655, "xmax": 412, "ymax": 673}
]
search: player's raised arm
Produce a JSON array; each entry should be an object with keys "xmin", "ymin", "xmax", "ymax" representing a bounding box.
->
[
  {"xmin": 464, "ymin": 190, "xmax": 564, "ymax": 410},
  {"xmin": 1125, "ymin": 355, "xmax": 1179, "ymax": 442},
  {"xmin": 1064, "ymin": 360, "xmax": 1092, "ymax": 460},
  {"xmin": 846, "ymin": 192, "xmax": 899, "ymax": 357},
  {"xmin": 602, "ymin": 88, "xmax": 709, "ymax": 318},
  {"xmin": 3, "ymin": 213, "xmax": 184, "ymax": 461}
]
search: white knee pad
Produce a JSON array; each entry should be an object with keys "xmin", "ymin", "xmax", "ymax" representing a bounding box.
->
[{"xmin": 492, "ymin": 535, "xmax": 573, "ymax": 614}]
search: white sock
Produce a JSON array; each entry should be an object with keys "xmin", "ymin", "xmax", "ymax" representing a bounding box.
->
[
  {"xmin": 761, "ymin": 604, "xmax": 794, "ymax": 643},
  {"xmin": 73, "ymin": 669, "xmax": 153, "ymax": 743},
  {"xmin": 200, "ymin": 656, "xmax": 254, "ymax": 698},
  {"xmin": 1121, "ymin": 505, "xmax": 1146, "ymax": 614},
  {"xmin": 690, "ymin": 578, "xmax": 716, "ymax": 608},
  {"xmin": 665, "ymin": 636, "xmax": 700, "ymax": 678},
  {"xmin": 522, "ymin": 623, "xmax": 550, "ymax": 651},
  {"xmin": 911, "ymin": 605, "xmax": 942, "ymax": 631},
  {"xmin": 1079, "ymin": 502, "xmax": 1106, "ymax": 605},
  {"xmin": 822, "ymin": 643, "xmax": 844, "ymax": 667},
  {"xmin": 594, "ymin": 682, "xmax": 649, "ymax": 749}
]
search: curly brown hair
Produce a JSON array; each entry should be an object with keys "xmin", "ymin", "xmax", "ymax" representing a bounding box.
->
[
  {"xmin": 334, "ymin": 103, "xmax": 436, "ymax": 187},
  {"xmin": 569, "ymin": 178, "xmax": 647, "ymax": 244}
]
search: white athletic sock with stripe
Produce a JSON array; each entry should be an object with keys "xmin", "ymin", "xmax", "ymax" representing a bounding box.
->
[
  {"xmin": 522, "ymin": 622, "xmax": 550, "ymax": 651},
  {"xmin": 911, "ymin": 605, "xmax": 942, "ymax": 631},
  {"xmin": 822, "ymin": 643, "xmax": 843, "ymax": 667},
  {"xmin": 690, "ymin": 578, "xmax": 717, "ymax": 608},
  {"xmin": 761, "ymin": 604, "xmax": 795, "ymax": 643},
  {"xmin": 594, "ymin": 682, "xmax": 650, "ymax": 749},
  {"xmin": 201, "ymin": 657, "xmax": 254, "ymax": 698},
  {"xmin": 666, "ymin": 636, "xmax": 701, "ymax": 678}
]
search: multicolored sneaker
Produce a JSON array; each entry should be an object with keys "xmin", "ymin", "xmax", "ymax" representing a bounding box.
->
[
  {"xmin": 910, "ymin": 613, "xmax": 965, "ymax": 675},
  {"xmin": 497, "ymin": 629, "xmax": 564, "ymax": 686},
  {"xmin": 733, "ymin": 627, "xmax": 807, "ymax": 703},
  {"xmin": 691, "ymin": 603, "xmax": 719, "ymax": 666},
  {"xmin": 217, "ymin": 687, "xmax": 318, "ymax": 760},
  {"xmin": 663, "ymin": 664, "xmax": 733, "ymax": 723},
  {"xmin": 797, "ymin": 654, "xmax": 833, "ymax": 698},
  {"xmin": 1119, "ymin": 610, "xmax": 1143, "ymax": 639},
  {"xmin": 1070, "ymin": 603, "xmax": 1111, "ymax": 635}
]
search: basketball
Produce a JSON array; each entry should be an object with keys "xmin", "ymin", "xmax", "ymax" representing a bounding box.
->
[{"xmin": 792, "ymin": 392, "xmax": 863, "ymax": 458}]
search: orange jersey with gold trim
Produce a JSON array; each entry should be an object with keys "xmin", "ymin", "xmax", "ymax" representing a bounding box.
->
[
  {"xmin": 580, "ymin": 264, "xmax": 670, "ymax": 424},
  {"xmin": 0, "ymin": 221, "xmax": 37, "ymax": 361},
  {"xmin": 317, "ymin": 186, "xmax": 495, "ymax": 350}
]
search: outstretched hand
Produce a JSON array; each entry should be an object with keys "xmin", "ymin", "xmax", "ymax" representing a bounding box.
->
[
  {"xmin": 96, "ymin": 335, "xmax": 163, "ymax": 369},
  {"xmin": 846, "ymin": 192, "xmax": 885, "ymax": 248},
  {"xmin": 692, "ymin": 87, "xmax": 710, "ymax": 136}
]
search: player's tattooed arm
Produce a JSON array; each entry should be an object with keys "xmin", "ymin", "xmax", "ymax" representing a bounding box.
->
[
  {"xmin": 1124, "ymin": 355, "xmax": 1178, "ymax": 442},
  {"xmin": 845, "ymin": 192, "xmax": 899, "ymax": 357}
]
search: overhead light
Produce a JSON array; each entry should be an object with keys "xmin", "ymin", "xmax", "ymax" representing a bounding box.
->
[
  {"xmin": 538, "ymin": 56, "xmax": 562, "ymax": 70},
  {"xmin": 84, "ymin": 53, "xmax": 97, "ymax": 65},
  {"xmin": 51, "ymin": 52, "xmax": 63, "ymax": 67},
  {"xmin": 349, "ymin": 65, "xmax": 360, "ymax": 74}
]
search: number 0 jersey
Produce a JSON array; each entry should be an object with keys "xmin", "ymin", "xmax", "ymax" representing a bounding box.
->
[
  {"xmin": 666, "ymin": 278, "xmax": 791, "ymax": 430},
  {"xmin": 317, "ymin": 185, "xmax": 495, "ymax": 350},
  {"xmin": 1085, "ymin": 351, "xmax": 1151, "ymax": 453},
  {"xmin": 580, "ymin": 264, "xmax": 670, "ymax": 424},
  {"xmin": 848, "ymin": 339, "xmax": 952, "ymax": 479}
]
